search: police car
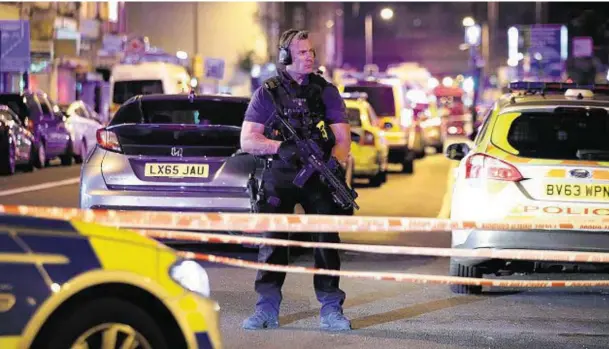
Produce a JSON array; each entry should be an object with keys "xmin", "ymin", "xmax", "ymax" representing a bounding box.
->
[
  {"xmin": 0, "ymin": 214, "xmax": 222, "ymax": 348},
  {"xmin": 339, "ymin": 72, "xmax": 417, "ymax": 173},
  {"xmin": 446, "ymin": 82, "xmax": 609, "ymax": 294},
  {"xmin": 342, "ymin": 92, "xmax": 389, "ymax": 187}
]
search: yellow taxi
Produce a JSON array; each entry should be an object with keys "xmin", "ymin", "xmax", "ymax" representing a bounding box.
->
[
  {"xmin": 0, "ymin": 213, "xmax": 222, "ymax": 349},
  {"xmin": 342, "ymin": 92, "xmax": 389, "ymax": 187},
  {"xmin": 339, "ymin": 72, "xmax": 416, "ymax": 173},
  {"xmin": 445, "ymin": 81, "xmax": 609, "ymax": 294}
]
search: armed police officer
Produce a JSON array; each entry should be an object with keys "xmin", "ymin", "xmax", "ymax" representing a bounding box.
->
[{"xmin": 240, "ymin": 29, "xmax": 355, "ymax": 332}]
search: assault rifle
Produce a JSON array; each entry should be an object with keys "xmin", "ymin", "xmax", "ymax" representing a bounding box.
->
[{"xmin": 275, "ymin": 110, "xmax": 359, "ymax": 211}]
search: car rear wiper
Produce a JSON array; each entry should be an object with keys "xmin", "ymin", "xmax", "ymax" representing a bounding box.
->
[{"xmin": 576, "ymin": 149, "xmax": 609, "ymax": 161}]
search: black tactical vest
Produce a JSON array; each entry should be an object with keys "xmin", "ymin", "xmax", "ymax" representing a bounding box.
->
[{"xmin": 263, "ymin": 72, "xmax": 336, "ymax": 165}]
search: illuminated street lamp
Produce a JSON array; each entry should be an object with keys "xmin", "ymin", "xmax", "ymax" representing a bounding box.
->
[
  {"xmin": 380, "ymin": 8, "xmax": 394, "ymax": 21},
  {"xmin": 462, "ymin": 16, "xmax": 475, "ymax": 27},
  {"xmin": 365, "ymin": 8, "xmax": 394, "ymax": 65}
]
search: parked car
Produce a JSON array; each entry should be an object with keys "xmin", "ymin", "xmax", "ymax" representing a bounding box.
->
[
  {"xmin": 0, "ymin": 91, "xmax": 73, "ymax": 167},
  {"xmin": 60, "ymin": 100, "xmax": 104, "ymax": 163},
  {"xmin": 0, "ymin": 105, "xmax": 36, "ymax": 175}
]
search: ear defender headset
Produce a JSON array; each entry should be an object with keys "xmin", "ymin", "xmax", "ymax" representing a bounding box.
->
[{"xmin": 278, "ymin": 29, "xmax": 316, "ymax": 66}]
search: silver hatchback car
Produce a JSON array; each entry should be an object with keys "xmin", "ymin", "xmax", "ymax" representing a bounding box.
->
[{"xmin": 79, "ymin": 93, "xmax": 261, "ymax": 215}]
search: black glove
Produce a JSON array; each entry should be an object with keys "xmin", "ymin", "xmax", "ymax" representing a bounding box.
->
[{"xmin": 277, "ymin": 140, "xmax": 300, "ymax": 164}]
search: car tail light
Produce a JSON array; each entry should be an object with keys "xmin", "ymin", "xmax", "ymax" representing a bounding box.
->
[
  {"xmin": 25, "ymin": 118, "xmax": 35, "ymax": 132},
  {"xmin": 465, "ymin": 153, "xmax": 523, "ymax": 182},
  {"xmin": 360, "ymin": 130, "xmax": 375, "ymax": 146},
  {"xmin": 96, "ymin": 128, "xmax": 122, "ymax": 153}
]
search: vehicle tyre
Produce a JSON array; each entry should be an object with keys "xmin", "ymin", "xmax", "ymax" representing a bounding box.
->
[
  {"xmin": 434, "ymin": 144, "xmax": 444, "ymax": 154},
  {"xmin": 401, "ymin": 158, "xmax": 414, "ymax": 174},
  {"xmin": 44, "ymin": 298, "xmax": 169, "ymax": 349},
  {"xmin": 368, "ymin": 170, "xmax": 384, "ymax": 187},
  {"xmin": 34, "ymin": 142, "xmax": 46, "ymax": 169},
  {"xmin": 449, "ymin": 258, "xmax": 483, "ymax": 294},
  {"xmin": 74, "ymin": 138, "xmax": 87, "ymax": 164},
  {"xmin": 0, "ymin": 139, "xmax": 16, "ymax": 175},
  {"xmin": 60, "ymin": 140, "xmax": 74, "ymax": 166}
]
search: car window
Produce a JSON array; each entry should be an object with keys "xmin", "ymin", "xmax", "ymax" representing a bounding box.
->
[
  {"xmin": 497, "ymin": 107, "xmax": 609, "ymax": 160},
  {"xmin": 112, "ymin": 80, "xmax": 164, "ymax": 104},
  {"xmin": 0, "ymin": 95, "xmax": 30, "ymax": 123},
  {"xmin": 346, "ymin": 107, "xmax": 362, "ymax": 127},
  {"xmin": 36, "ymin": 94, "xmax": 54, "ymax": 119},
  {"xmin": 110, "ymin": 98, "xmax": 249, "ymax": 127},
  {"xmin": 343, "ymin": 84, "xmax": 396, "ymax": 117}
]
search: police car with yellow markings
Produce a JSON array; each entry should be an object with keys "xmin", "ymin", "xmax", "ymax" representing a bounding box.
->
[
  {"xmin": 342, "ymin": 92, "xmax": 389, "ymax": 187},
  {"xmin": 339, "ymin": 72, "xmax": 416, "ymax": 173},
  {"xmin": 446, "ymin": 82, "xmax": 609, "ymax": 294},
  {"xmin": 0, "ymin": 214, "xmax": 222, "ymax": 349}
]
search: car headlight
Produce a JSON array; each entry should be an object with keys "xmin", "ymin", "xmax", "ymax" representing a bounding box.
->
[{"xmin": 169, "ymin": 259, "xmax": 211, "ymax": 297}]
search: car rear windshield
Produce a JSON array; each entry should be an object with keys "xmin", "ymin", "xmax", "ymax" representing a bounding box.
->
[
  {"xmin": 0, "ymin": 94, "xmax": 28, "ymax": 122},
  {"xmin": 343, "ymin": 85, "xmax": 395, "ymax": 117},
  {"xmin": 502, "ymin": 108, "xmax": 609, "ymax": 160},
  {"xmin": 346, "ymin": 107, "xmax": 362, "ymax": 127},
  {"xmin": 112, "ymin": 80, "xmax": 164, "ymax": 104},
  {"xmin": 110, "ymin": 98, "xmax": 249, "ymax": 127}
]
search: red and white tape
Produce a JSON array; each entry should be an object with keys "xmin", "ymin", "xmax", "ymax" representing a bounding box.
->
[
  {"xmin": 142, "ymin": 229, "xmax": 609, "ymax": 264},
  {"xmin": 3, "ymin": 204, "xmax": 609, "ymax": 233},
  {"xmin": 182, "ymin": 251, "xmax": 609, "ymax": 288}
]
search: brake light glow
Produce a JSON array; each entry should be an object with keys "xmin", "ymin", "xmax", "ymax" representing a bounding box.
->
[
  {"xmin": 96, "ymin": 128, "xmax": 122, "ymax": 153},
  {"xmin": 25, "ymin": 118, "xmax": 35, "ymax": 132},
  {"xmin": 360, "ymin": 130, "xmax": 375, "ymax": 146},
  {"xmin": 464, "ymin": 153, "xmax": 523, "ymax": 181}
]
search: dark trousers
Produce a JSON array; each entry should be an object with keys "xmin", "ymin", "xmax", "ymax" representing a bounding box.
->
[{"xmin": 254, "ymin": 170, "xmax": 350, "ymax": 316}]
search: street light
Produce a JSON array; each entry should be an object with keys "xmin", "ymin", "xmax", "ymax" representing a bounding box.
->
[
  {"xmin": 365, "ymin": 7, "xmax": 394, "ymax": 65},
  {"xmin": 462, "ymin": 16, "xmax": 475, "ymax": 27},
  {"xmin": 380, "ymin": 8, "xmax": 394, "ymax": 20}
]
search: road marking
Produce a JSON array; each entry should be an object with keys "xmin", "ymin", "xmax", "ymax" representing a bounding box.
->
[
  {"xmin": 437, "ymin": 162, "xmax": 458, "ymax": 219},
  {"xmin": 0, "ymin": 177, "xmax": 80, "ymax": 197}
]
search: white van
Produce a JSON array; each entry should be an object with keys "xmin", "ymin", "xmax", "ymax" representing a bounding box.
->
[{"xmin": 109, "ymin": 62, "xmax": 191, "ymax": 116}]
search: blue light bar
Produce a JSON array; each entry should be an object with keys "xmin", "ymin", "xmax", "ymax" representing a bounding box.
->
[{"xmin": 508, "ymin": 81, "xmax": 609, "ymax": 92}]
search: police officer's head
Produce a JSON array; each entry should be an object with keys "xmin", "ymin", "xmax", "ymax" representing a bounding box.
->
[{"xmin": 278, "ymin": 29, "xmax": 315, "ymax": 75}]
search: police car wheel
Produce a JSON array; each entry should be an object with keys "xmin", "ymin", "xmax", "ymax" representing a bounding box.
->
[
  {"xmin": 369, "ymin": 172, "xmax": 384, "ymax": 187},
  {"xmin": 401, "ymin": 159, "xmax": 414, "ymax": 174},
  {"xmin": 46, "ymin": 297, "xmax": 169, "ymax": 349},
  {"xmin": 449, "ymin": 258, "xmax": 483, "ymax": 295}
]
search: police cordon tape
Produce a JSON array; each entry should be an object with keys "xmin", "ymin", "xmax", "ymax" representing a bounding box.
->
[
  {"xmin": 4, "ymin": 204, "xmax": 609, "ymax": 288},
  {"xmin": 180, "ymin": 251, "xmax": 609, "ymax": 289},
  {"xmin": 140, "ymin": 229, "xmax": 609, "ymax": 264},
  {"xmin": 3, "ymin": 204, "xmax": 609, "ymax": 233}
]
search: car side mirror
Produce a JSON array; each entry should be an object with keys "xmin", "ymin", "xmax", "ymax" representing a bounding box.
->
[
  {"xmin": 445, "ymin": 143, "xmax": 470, "ymax": 161},
  {"xmin": 351, "ymin": 131, "xmax": 361, "ymax": 143}
]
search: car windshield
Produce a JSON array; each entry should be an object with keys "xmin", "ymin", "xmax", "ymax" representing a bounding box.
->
[
  {"xmin": 346, "ymin": 107, "xmax": 362, "ymax": 127},
  {"xmin": 343, "ymin": 85, "xmax": 396, "ymax": 117},
  {"xmin": 112, "ymin": 80, "xmax": 164, "ymax": 104},
  {"xmin": 500, "ymin": 108, "xmax": 609, "ymax": 160},
  {"xmin": 110, "ymin": 98, "xmax": 249, "ymax": 127},
  {"xmin": 0, "ymin": 94, "xmax": 28, "ymax": 123}
]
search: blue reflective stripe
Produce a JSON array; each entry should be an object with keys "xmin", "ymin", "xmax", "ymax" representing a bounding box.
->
[
  {"xmin": 195, "ymin": 332, "xmax": 214, "ymax": 349},
  {"xmin": 0, "ymin": 215, "xmax": 79, "ymax": 234},
  {"xmin": 0, "ymin": 263, "xmax": 48, "ymax": 336},
  {"xmin": 18, "ymin": 234, "xmax": 102, "ymax": 285}
]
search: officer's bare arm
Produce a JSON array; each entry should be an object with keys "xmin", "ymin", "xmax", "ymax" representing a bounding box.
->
[
  {"xmin": 329, "ymin": 123, "xmax": 351, "ymax": 164},
  {"xmin": 240, "ymin": 121, "xmax": 282, "ymax": 155}
]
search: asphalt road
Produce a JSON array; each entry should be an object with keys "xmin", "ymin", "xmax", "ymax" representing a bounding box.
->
[{"xmin": 2, "ymin": 154, "xmax": 609, "ymax": 348}]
